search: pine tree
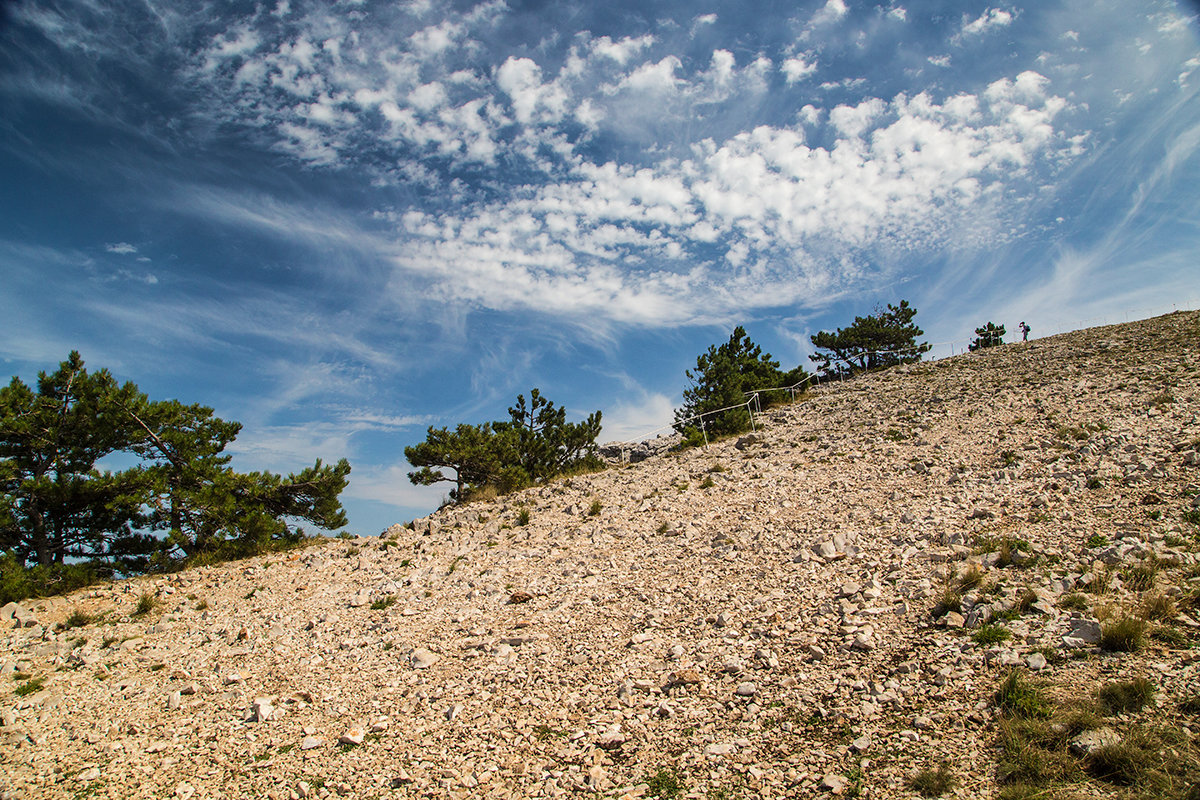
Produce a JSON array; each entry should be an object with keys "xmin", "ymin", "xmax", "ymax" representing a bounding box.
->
[
  {"xmin": 809, "ymin": 300, "xmax": 930, "ymax": 379},
  {"xmin": 675, "ymin": 326, "xmax": 793, "ymax": 439},
  {"xmin": 968, "ymin": 322, "xmax": 1006, "ymax": 351}
]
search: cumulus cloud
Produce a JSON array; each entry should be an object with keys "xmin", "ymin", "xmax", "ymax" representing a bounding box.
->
[
  {"xmin": 385, "ymin": 74, "xmax": 1071, "ymax": 326},
  {"xmin": 961, "ymin": 8, "xmax": 1014, "ymax": 37},
  {"xmin": 590, "ymin": 34, "xmax": 655, "ymax": 65},
  {"xmin": 618, "ymin": 56, "xmax": 683, "ymax": 93},
  {"xmin": 812, "ymin": 0, "xmax": 849, "ymax": 27},
  {"xmin": 782, "ymin": 55, "xmax": 818, "ymax": 84},
  {"xmin": 105, "ymin": 242, "xmax": 137, "ymax": 254}
]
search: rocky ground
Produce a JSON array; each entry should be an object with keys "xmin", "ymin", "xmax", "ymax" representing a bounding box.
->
[{"xmin": 3, "ymin": 312, "xmax": 1200, "ymax": 800}]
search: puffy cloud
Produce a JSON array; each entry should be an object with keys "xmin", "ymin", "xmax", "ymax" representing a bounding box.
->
[
  {"xmin": 590, "ymin": 34, "xmax": 655, "ymax": 65},
  {"xmin": 961, "ymin": 8, "xmax": 1014, "ymax": 37},
  {"xmin": 812, "ymin": 0, "xmax": 849, "ymax": 27},
  {"xmin": 105, "ymin": 242, "xmax": 137, "ymax": 254},
  {"xmin": 496, "ymin": 56, "xmax": 568, "ymax": 124},
  {"xmin": 782, "ymin": 55, "xmax": 818, "ymax": 84},
  {"xmin": 619, "ymin": 56, "xmax": 683, "ymax": 93},
  {"xmin": 383, "ymin": 76, "xmax": 1071, "ymax": 326}
]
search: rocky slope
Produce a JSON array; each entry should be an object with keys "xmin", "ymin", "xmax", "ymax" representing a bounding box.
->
[{"xmin": 3, "ymin": 312, "xmax": 1200, "ymax": 800}]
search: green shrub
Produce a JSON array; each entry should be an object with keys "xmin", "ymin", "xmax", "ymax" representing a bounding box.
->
[
  {"xmin": 370, "ymin": 596, "xmax": 397, "ymax": 610},
  {"xmin": 1100, "ymin": 617, "xmax": 1146, "ymax": 653},
  {"xmin": 1098, "ymin": 678, "xmax": 1155, "ymax": 714},
  {"xmin": 515, "ymin": 506, "xmax": 531, "ymax": 526},
  {"xmin": 1122, "ymin": 558, "xmax": 1159, "ymax": 592},
  {"xmin": 973, "ymin": 624, "xmax": 1013, "ymax": 645},
  {"xmin": 133, "ymin": 592, "xmax": 158, "ymax": 617},
  {"xmin": 13, "ymin": 676, "xmax": 46, "ymax": 697},
  {"xmin": 908, "ymin": 766, "xmax": 957, "ymax": 797},
  {"xmin": 645, "ymin": 768, "xmax": 684, "ymax": 800},
  {"xmin": 587, "ymin": 499, "xmax": 603, "ymax": 516},
  {"xmin": 995, "ymin": 671, "xmax": 1052, "ymax": 719},
  {"xmin": 1086, "ymin": 533, "xmax": 1108, "ymax": 547},
  {"xmin": 996, "ymin": 719, "xmax": 1079, "ymax": 786},
  {"xmin": 1058, "ymin": 593, "xmax": 1089, "ymax": 611},
  {"xmin": 0, "ymin": 554, "xmax": 106, "ymax": 605},
  {"xmin": 61, "ymin": 609, "xmax": 95, "ymax": 630}
]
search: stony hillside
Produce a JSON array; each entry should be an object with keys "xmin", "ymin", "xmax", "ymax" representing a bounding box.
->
[{"xmin": 3, "ymin": 312, "xmax": 1200, "ymax": 800}]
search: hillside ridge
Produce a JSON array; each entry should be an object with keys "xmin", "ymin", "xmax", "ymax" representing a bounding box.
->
[{"xmin": 3, "ymin": 311, "xmax": 1199, "ymax": 800}]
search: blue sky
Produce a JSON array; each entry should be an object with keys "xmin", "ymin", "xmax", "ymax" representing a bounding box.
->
[{"xmin": 2, "ymin": 0, "xmax": 1199, "ymax": 535}]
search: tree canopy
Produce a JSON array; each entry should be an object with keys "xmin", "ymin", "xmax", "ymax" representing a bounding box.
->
[
  {"xmin": 809, "ymin": 300, "xmax": 930, "ymax": 379},
  {"xmin": 969, "ymin": 322, "xmax": 1006, "ymax": 351},
  {"xmin": 674, "ymin": 326, "xmax": 808, "ymax": 441},
  {"xmin": 0, "ymin": 352, "xmax": 350, "ymax": 579},
  {"xmin": 406, "ymin": 390, "xmax": 603, "ymax": 503}
]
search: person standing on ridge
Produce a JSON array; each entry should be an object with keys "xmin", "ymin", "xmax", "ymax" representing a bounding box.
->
[{"xmin": 1019, "ymin": 321, "xmax": 1031, "ymax": 341}]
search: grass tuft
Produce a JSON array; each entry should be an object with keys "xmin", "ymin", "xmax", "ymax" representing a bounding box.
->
[
  {"xmin": 133, "ymin": 592, "xmax": 158, "ymax": 617},
  {"xmin": 995, "ymin": 671, "xmax": 1052, "ymax": 719},
  {"xmin": 1098, "ymin": 678, "xmax": 1156, "ymax": 715},
  {"xmin": 1100, "ymin": 616, "xmax": 1146, "ymax": 653},
  {"xmin": 1141, "ymin": 591, "xmax": 1176, "ymax": 621},
  {"xmin": 908, "ymin": 766, "xmax": 957, "ymax": 797},
  {"xmin": 973, "ymin": 623, "xmax": 1013, "ymax": 645},
  {"xmin": 645, "ymin": 767, "xmax": 684, "ymax": 799}
]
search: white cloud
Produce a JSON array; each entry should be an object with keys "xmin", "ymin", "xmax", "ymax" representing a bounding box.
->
[
  {"xmin": 961, "ymin": 8, "xmax": 1014, "ymax": 37},
  {"xmin": 105, "ymin": 242, "xmax": 137, "ymax": 254},
  {"xmin": 496, "ymin": 56, "xmax": 568, "ymax": 124},
  {"xmin": 599, "ymin": 391, "xmax": 676, "ymax": 443},
  {"xmin": 382, "ymin": 75, "xmax": 1072, "ymax": 327},
  {"xmin": 343, "ymin": 464, "xmax": 449, "ymax": 513},
  {"xmin": 889, "ymin": 7, "xmax": 907, "ymax": 22},
  {"xmin": 619, "ymin": 56, "xmax": 683, "ymax": 93},
  {"xmin": 409, "ymin": 21, "xmax": 464, "ymax": 56},
  {"xmin": 590, "ymin": 34, "xmax": 655, "ymax": 66},
  {"xmin": 782, "ymin": 55, "xmax": 818, "ymax": 84},
  {"xmin": 812, "ymin": 0, "xmax": 849, "ymax": 27}
]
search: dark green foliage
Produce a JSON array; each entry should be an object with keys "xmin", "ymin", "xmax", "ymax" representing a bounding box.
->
[
  {"xmin": 809, "ymin": 300, "xmax": 930, "ymax": 379},
  {"xmin": 1098, "ymin": 678, "xmax": 1155, "ymax": 714},
  {"xmin": 1101, "ymin": 617, "xmax": 1146, "ymax": 652},
  {"xmin": 493, "ymin": 389, "xmax": 603, "ymax": 484},
  {"xmin": 13, "ymin": 676, "xmax": 46, "ymax": 697},
  {"xmin": 0, "ymin": 353, "xmax": 351, "ymax": 600},
  {"xmin": 0, "ymin": 553, "xmax": 104, "ymax": 605},
  {"xmin": 996, "ymin": 670, "xmax": 1052, "ymax": 719},
  {"xmin": 674, "ymin": 326, "xmax": 803, "ymax": 440},
  {"xmin": 973, "ymin": 624, "xmax": 1013, "ymax": 645},
  {"xmin": 645, "ymin": 768, "xmax": 684, "ymax": 800},
  {"xmin": 969, "ymin": 321, "xmax": 1006, "ymax": 351},
  {"xmin": 406, "ymin": 390, "xmax": 602, "ymax": 503},
  {"xmin": 0, "ymin": 352, "xmax": 146, "ymax": 567}
]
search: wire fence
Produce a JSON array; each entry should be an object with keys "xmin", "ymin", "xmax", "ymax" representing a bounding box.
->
[{"xmin": 606, "ymin": 297, "xmax": 1200, "ymax": 459}]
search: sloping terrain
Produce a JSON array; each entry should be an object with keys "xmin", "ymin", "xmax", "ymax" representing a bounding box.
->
[{"xmin": 3, "ymin": 312, "xmax": 1199, "ymax": 800}]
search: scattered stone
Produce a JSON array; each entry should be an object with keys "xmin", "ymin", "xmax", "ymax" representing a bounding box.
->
[
  {"xmin": 339, "ymin": 727, "xmax": 365, "ymax": 746},
  {"xmin": 410, "ymin": 648, "xmax": 439, "ymax": 669},
  {"xmin": 1070, "ymin": 727, "xmax": 1121, "ymax": 757}
]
